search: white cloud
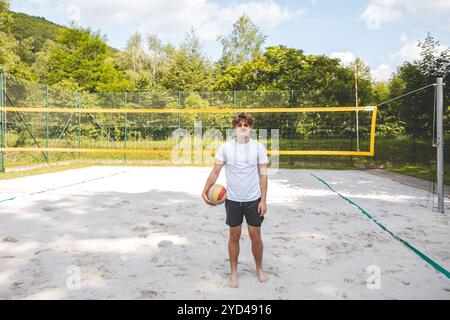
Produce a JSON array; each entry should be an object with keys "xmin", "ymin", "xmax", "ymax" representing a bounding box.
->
[
  {"xmin": 27, "ymin": 0, "xmax": 50, "ymax": 6},
  {"xmin": 66, "ymin": 5, "xmax": 81, "ymax": 24},
  {"xmin": 360, "ymin": 0, "xmax": 450, "ymax": 29},
  {"xmin": 329, "ymin": 51, "xmax": 355, "ymax": 66},
  {"xmin": 390, "ymin": 37, "xmax": 422, "ymax": 62},
  {"xmin": 371, "ymin": 64, "xmax": 394, "ymax": 82},
  {"xmin": 19, "ymin": 0, "xmax": 304, "ymax": 45},
  {"xmin": 360, "ymin": 2, "xmax": 402, "ymax": 30},
  {"xmin": 389, "ymin": 34, "xmax": 449, "ymax": 64},
  {"xmin": 136, "ymin": 0, "xmax": 304, "ymax": 42}
]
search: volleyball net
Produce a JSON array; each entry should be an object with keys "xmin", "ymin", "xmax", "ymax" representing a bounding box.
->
[{"xmin": 0, "ymin": 75, "xmax": 377, "ymax": 169}]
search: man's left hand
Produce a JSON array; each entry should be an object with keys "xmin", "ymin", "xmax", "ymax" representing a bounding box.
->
[{"xmin": 258, "ymin": 201, "xmax": 267, "ymax": 216}]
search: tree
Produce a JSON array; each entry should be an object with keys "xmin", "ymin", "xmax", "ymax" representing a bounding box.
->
[
  {"xmin": 218, "ymin": 14, "xmax": 266, "ymax": 68},
  {"xmin": 114, "ymin": 32, "xmax": 151, "ymax": 90},
  {"xmin": 0, "ymin": 0, "xmax": 34, "ymax": 78},
  {"xmin": 160, "ymin": 29, "xmax": 213, "ymax": 91},
  {"xmin": 349, "ymin": 57, "xmax": 371, "ymax": 81},
  {"xmin": 386, "ymin": 33, "xmax": 450, "ymax": 139},
  {"xmin": 215, "ymin": 45, "xmax": 371, "ymax": 104},
  {"xmin": 0, "ymin": 32, "xmax": 22, "ymax": 75},
  {"xmin": 0, "ymin": 0, "xmax": 13, "ymax": 33},
  {"xmin": 418, "ymin": 32, "xmax": 450, "ymax": 77},
  {"xmin": 215, "ymin": 45, "xmax": 375, "ymax": 138},
  {"xmin": 39, "ymin": 24, "xmax": 130, "ymax": 92},
  {"xmin": 147, "ymin": 35, "xmax": 174, "ymax": 86},
  {"xmin": 122, "ymin": 32, "xmax": 147, "ymax": 73},
  {"xmin": 10, "ymin": 12, "xmax": 65, "ymax": 65}
]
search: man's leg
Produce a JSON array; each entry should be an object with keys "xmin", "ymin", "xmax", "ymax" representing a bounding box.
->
[
  {"xmin": 248, "ymin": 225, "xmax": 269, "ymax": 283},
  {"xmin": 228, "ymin": 225, "xmax": 242, "ymax": 288}
]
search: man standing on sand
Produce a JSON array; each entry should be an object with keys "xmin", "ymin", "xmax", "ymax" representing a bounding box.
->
[{"xmin": 202, "ymin": 112, "xmax": 269, "ymax": 288}]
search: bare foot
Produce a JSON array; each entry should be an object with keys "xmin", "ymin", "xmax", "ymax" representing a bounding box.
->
[
  {"xmin": 257, "ymin": 268, "xmax": 269, "ymax": 283},
  {"xmin": 230, "ymin": 271, "xmax": 239, "ymax": 288}
]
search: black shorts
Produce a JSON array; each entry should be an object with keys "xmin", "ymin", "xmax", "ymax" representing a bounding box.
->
[{"xmin": 225, "ymin": 198, "xmax": 264, "ymax": 227}]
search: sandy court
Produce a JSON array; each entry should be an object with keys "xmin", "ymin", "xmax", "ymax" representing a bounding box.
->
[{"xmin": 0, "ymin": 166, "xmax": 449, "ymax": 299}]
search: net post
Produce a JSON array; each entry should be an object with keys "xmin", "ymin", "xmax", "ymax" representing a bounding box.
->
[
  {"xmin": 123, "ymin": 92, "xmax": 127, "ymax": 164},
  {"xmin": 289, "ymin": 90, "xmax": 296, "ymax": 166},
  {"xmin": 436, "ymin": 78, "xmax": 444, "ymax": 213},
  {"xmin": 369, "ymin": 106, "xmax": 377, "ymax": 156},
  {"xmin": 0, "ymin": 73, "xmax": 5, "ymax": 172},
  {"xmin": 45, "ymin": 84, "xmax": 49, "ymax": 164},
  {"xmin": 355, "ymin": 64, "xmax": 360, "ymax": 151},
  {"xmin": 177, "ymin": 91, "xmax": 181, "ymax": 130},
  {"xmin": 77, "ymin": 92, "xmax": 81, "ymax": 161}
]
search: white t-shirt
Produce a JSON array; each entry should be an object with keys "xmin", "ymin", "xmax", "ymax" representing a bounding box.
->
[{"xmin": 215, "ymin": 138, "xmax": 269, "ymax": 202}]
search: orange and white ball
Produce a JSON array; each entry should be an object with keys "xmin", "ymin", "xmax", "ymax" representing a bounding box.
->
[{"xmin": 207, "ymin": 184, "xmax": 227, "ymax": 205}]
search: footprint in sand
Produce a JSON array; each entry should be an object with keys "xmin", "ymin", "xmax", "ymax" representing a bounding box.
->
[
  {"xmin": 275, "ymin": 286, "xmax": 288, "ymax": 294},
  {"xmin": 195, "ymin": 290, "xmax": 206, "ymax": 299},
  {"xmin": 174, "ymin": 273, "xmax": 187, "ymax": 277},
  {"xmin": 157, "ymin": 240, "xmax": 173, "ymax": 249},
  {"xmin": 133, "ymin": 226, "xmax": 148, "ymax": 232},
  {"xmin": 100, "ymin": 200, "xmax": 129, "ymax": 209},
  {"xmin": 271, "ymin": 251, "xmax": 280, "ymax": 257},
  {"xmin": 10, "ymin": 281, "xmax": 24, "ymax": 290},
  {"xmin": 3, "ymin": 236, "xmax": 19, "ymax": 243},
  {"xmin": 98, "ymin": 265, "xmax": 114, "ymax": 280},
  {"xmin": 157, "ymin": 259, "xmax": 176, "ymax": 267},
  {"xmin": 43, "ymin": 206, "xmax": 58, "ymax": 212},
  {"xmin": 139, "ymin": 290, "xmax": 158, "ymax": 299},
  {"xmin": 150, "ymin": 221, "xmax": 166, "ymax": 227},
  {"xmin": 384, "ymin": 269, "xmax": 402, "ymax": 274},
  {"xmin": 344, "ymin": 278, "xmax": 354, "ymax": 284},
  {"xmin": 266, "ymin": 266, "xmax": 280, "ymax": 277}
]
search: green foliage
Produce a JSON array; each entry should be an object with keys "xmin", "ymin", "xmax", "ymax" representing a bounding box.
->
[
  {"xmin": 0, "ymin": 0, "xmax": 13, "ymax": 33},
  {"xmin": 218, "ymin": 13, "xmax": 266, "ymax": 69},
  {"xmin": 385, "ymin": 33, "xmax": 450, "ymax": 139},
  {"xmin": 160, "ymin": 29, "xmax": 213, "ymax": 91},
  {"xmin": 0, "ymin": 2, "xmax": 33, "ymax": 78},
  {"xmin": 0, "ymin": 31, "xmax": 34, "ymax": 79},
  {"xmin": 215, "ymin": 45, "xmax": 372, "ymax": 105},
  {"xmin": 39, "ymin": 25, "xmax": 130, "ymax": 92},
  {"xmin": 114, "ymin": 33, "xmax": 174, "ymax": 91},
  {"xmin": 10, "ymin": 12, "xmax": 64, "ymax": 64}
]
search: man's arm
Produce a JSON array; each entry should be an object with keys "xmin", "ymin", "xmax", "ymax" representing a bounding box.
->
[
  {"xmin": 258, "ymin": 163, "xmax": 268, "ymax": 216},
  {"xmin": 202, "ymin": 162, "xmax": 225, "ymax": 205}
]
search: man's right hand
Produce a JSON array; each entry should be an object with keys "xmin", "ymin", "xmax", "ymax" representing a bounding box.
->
[{"xmin": 202, "ymin": 191, "xmax": 215, "ymax": 206}]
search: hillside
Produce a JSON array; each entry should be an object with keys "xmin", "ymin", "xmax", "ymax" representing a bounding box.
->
[
  {"xmin": 10, "ymin": 11, "xmax": 117, "ymax": 63},
  {"xmin": 11, "ymin": 12, "xmax": 65, "ymax": 55}
]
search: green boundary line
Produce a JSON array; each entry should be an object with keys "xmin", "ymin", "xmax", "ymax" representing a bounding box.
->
[
  {"xmin": 0, "ymin": 171, "xmax": 126, "ymax": 204},
  {"xmin": 311, "ymin": 172, "xmax": 450, "ymax": 280}
]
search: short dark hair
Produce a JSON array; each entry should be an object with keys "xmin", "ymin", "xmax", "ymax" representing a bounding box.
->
[{"xmin": 232, "ymin": 112, "xmax": 254, "ymax": 127}]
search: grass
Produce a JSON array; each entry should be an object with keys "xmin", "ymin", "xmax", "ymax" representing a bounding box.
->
[
  {"xmin": 0, "ymin": 162, "xmax": 92, "ymax": 180},
  {"xmin": 387, "ymin": 165, "xmax": 450, "ymax": 186},
  {"xmin": 1, "ymin": 135, "xmax": 449, "ymax": 183}
]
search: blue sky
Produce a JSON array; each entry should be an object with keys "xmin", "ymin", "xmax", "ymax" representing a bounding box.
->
[{"xmin": 10, "ymin": 0, "xmax": 450, "ymax": 82}]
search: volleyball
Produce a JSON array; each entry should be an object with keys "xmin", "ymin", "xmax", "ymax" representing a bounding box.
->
[{"xmin": 207, "ymin": 184, "xmax": 227, "ymax": 205}]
